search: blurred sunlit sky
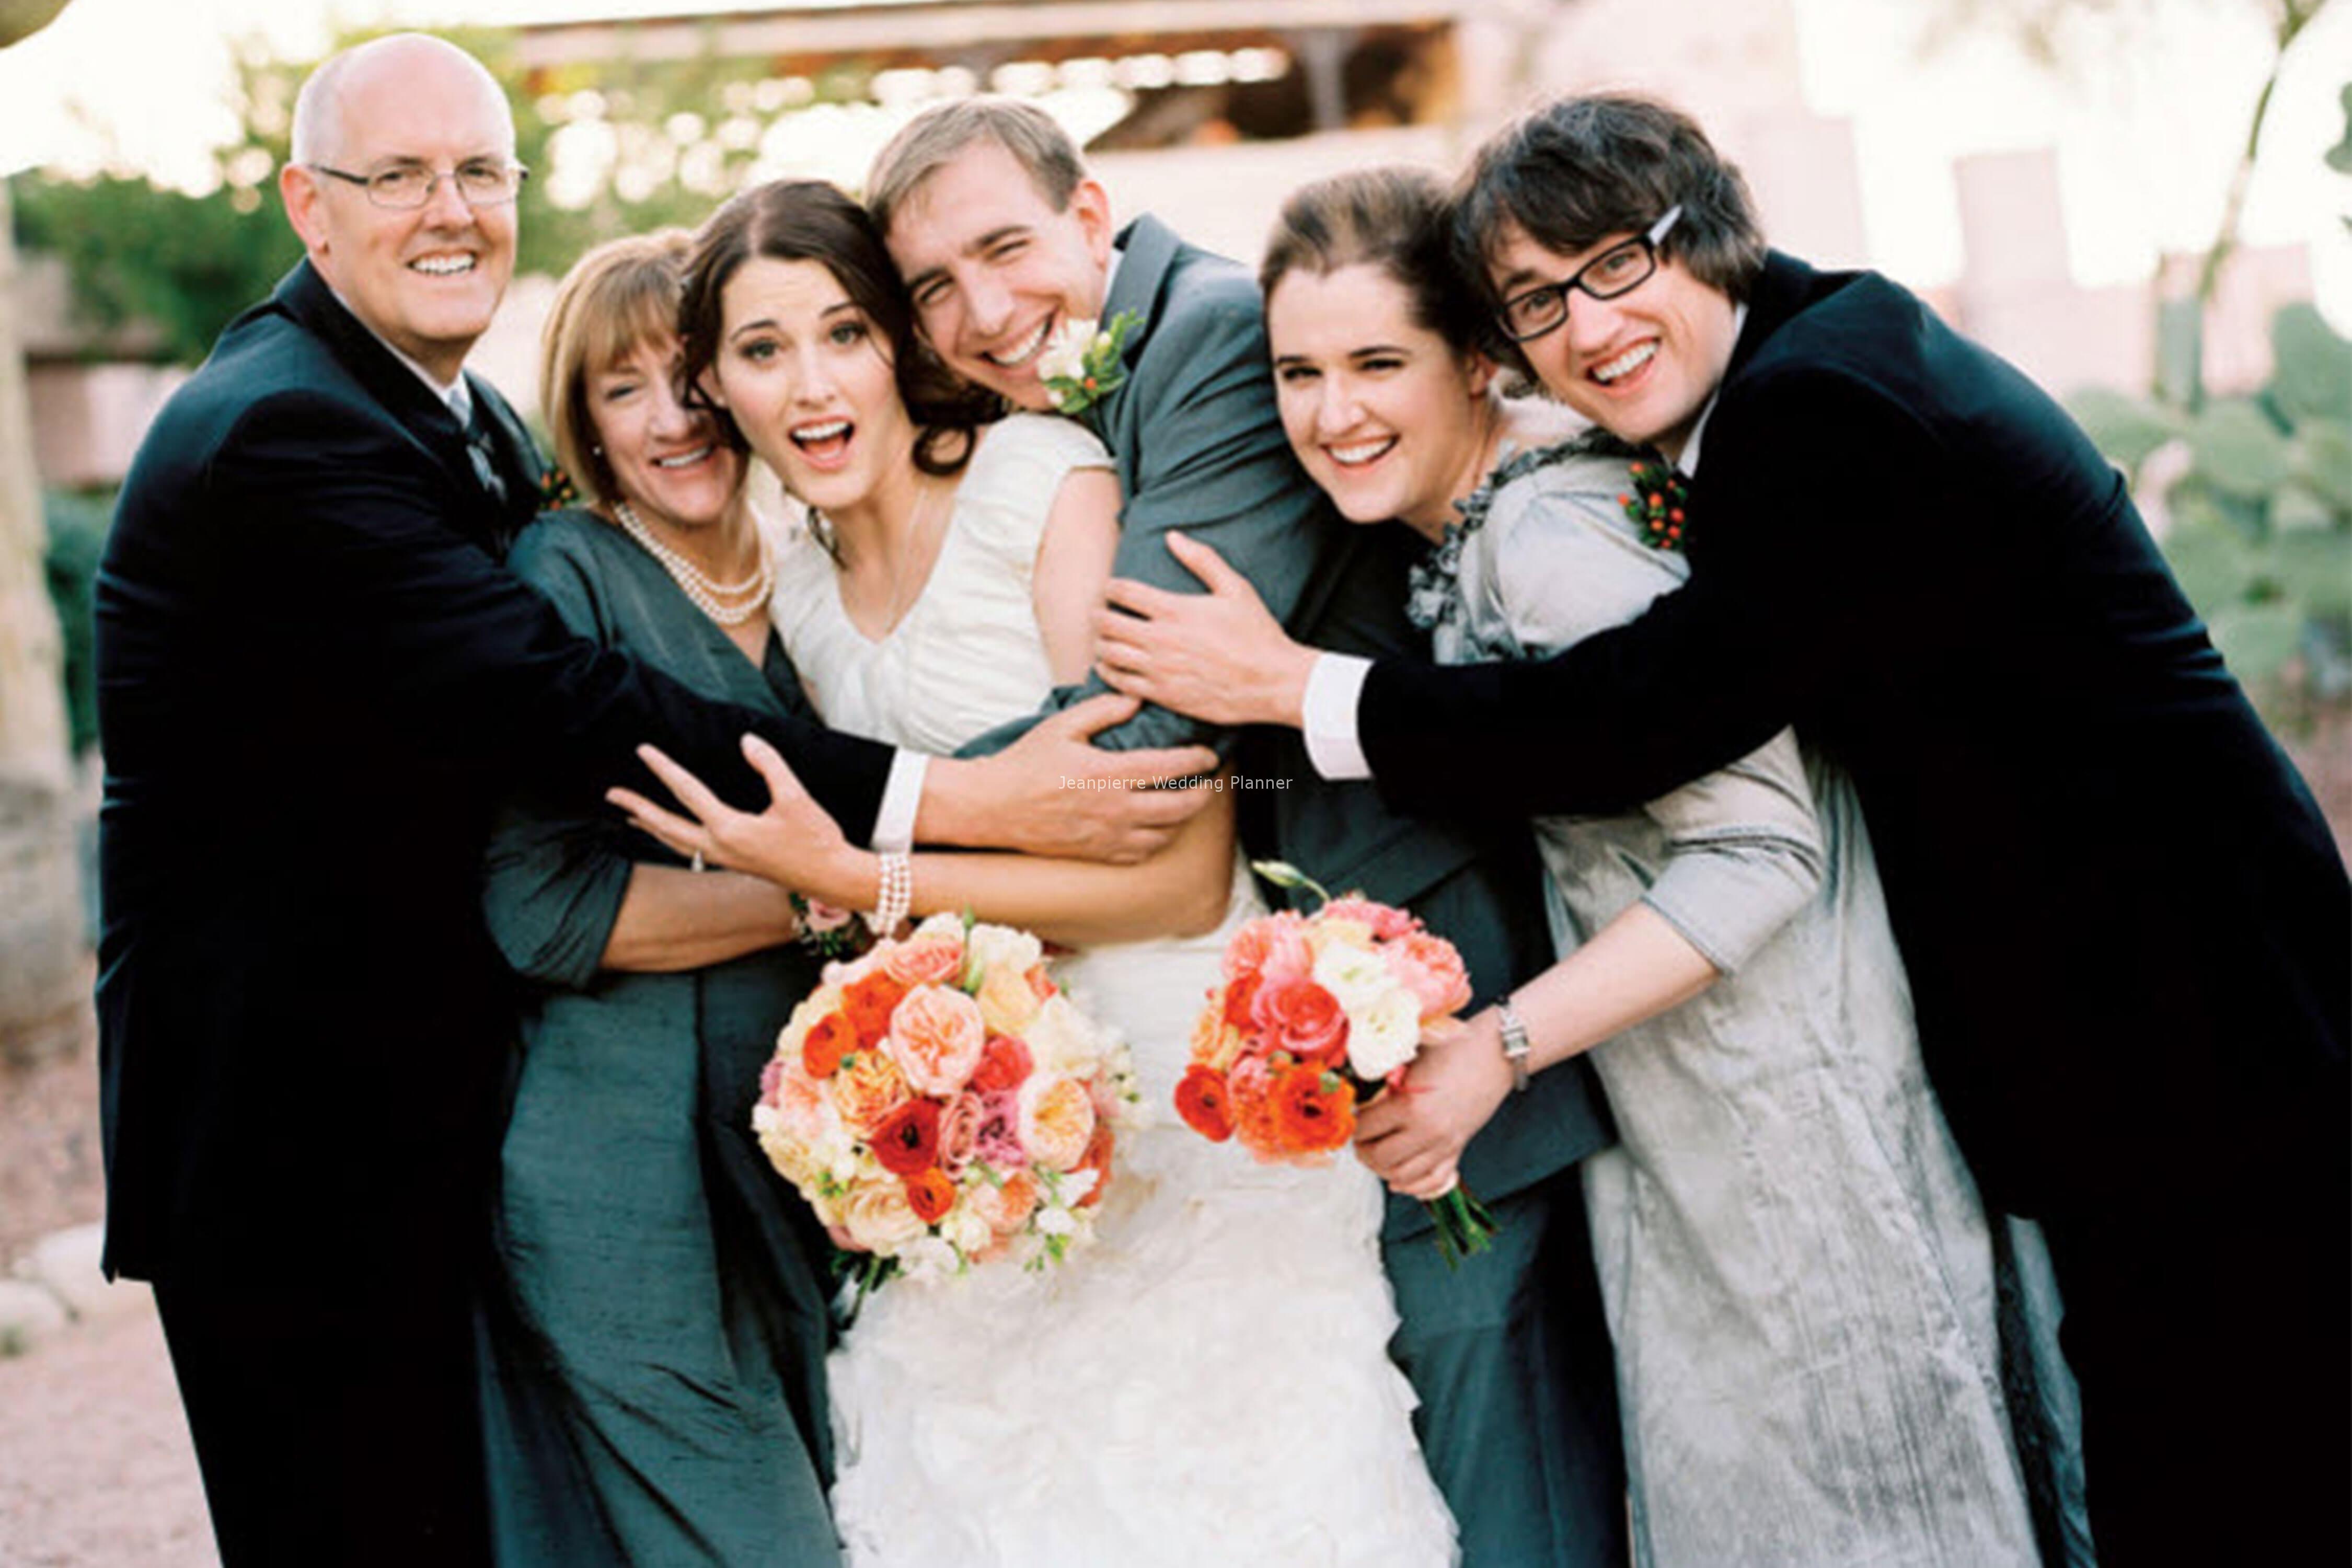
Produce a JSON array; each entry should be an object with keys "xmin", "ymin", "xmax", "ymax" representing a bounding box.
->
[{"xmin": 2, "ymin": 0, "xmax": 2346, "ymax": 320}]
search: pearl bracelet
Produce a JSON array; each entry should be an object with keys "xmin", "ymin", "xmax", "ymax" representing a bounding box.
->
[{"xmin": 865, "ymin": 851, "xmax": 912, "ymax": 937}]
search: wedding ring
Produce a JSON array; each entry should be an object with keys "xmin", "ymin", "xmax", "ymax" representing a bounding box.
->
[{"xmin": 689, "ymin": 848, "xmax": 706, "ymax": 873}]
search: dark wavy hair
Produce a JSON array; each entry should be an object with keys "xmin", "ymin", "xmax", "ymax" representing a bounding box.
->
[
  {"xmin": 677, "ymin": 178, "xmax": 995, "ymax": 478},
  {"xmin": 1450, "ymin": 94, "xmax": 1766, "ymax": 368},
  {"xmin": 1260, "ymin": 165, "xmax": 1498, "ymax": 362}
]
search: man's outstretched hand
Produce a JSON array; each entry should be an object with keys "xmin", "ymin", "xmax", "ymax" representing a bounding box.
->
[
  {"xmin": 1094, "ymin": 534, "xmax": 1317, "ymax": 730},
  {"xmin": 930, "ymin": 692, "xmax": 1220, "ymax": 864}
]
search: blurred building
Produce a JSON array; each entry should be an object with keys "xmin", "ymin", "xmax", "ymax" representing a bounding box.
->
[{"xmin": 25, "ymin": 0, "xmax": 2313, "ymax": 470}]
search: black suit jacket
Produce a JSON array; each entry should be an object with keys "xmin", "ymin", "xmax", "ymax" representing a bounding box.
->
[
  {"xmin": 95, "ymin": 261, "xmax": 894, "ymax": 1281},
  {"xmin": 1359, "ymin": 252, "xmax": 2349, "ymax": 1217}
]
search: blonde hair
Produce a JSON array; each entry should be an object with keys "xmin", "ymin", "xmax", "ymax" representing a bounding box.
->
[
  {"xmin": 865, "ymin": 96, "xmax": 1084, "ymax": 237},
  {"xmin": 538, "ymin": 230, "xmax": 696, "ymax": 508}
]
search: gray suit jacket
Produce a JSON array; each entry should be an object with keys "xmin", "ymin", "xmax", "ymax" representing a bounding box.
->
[{"xmin": 965, "ymin": 215, "xmax": 1612, "ymax": 1236}]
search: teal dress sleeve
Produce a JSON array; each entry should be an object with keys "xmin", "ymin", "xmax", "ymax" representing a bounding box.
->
[{"xmin": 478, "ymin": 510, "xmax": 842, "ymax": 1568}]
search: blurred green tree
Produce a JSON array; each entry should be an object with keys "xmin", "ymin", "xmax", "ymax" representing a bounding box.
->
[{"xmin": 9, "ymin": 23, "xmax": 880, "ymax": 368}]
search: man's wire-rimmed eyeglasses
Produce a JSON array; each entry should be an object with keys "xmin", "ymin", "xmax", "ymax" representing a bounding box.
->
[
  {"xmin": 308, "ymin": 159, "xmax": 529, "ymax": 211},
  {"xmin": 1497, "ymin": 205, "xmax": 1684, "ymax": 344}
]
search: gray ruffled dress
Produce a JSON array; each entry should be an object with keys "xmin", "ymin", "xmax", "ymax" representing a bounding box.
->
[{"xmin": 1417, "ymin": 441, "xmax": 2042, "ymax": 1567}]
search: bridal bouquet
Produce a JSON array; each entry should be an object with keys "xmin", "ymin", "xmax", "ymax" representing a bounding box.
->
[
  {"xmin": 755, "ymin": 914, "xmax": 1140, "ymax": 1302},
  {"xmin": 1173, "ymin": 863, "xmax": 1498, "ymax": 1265}
]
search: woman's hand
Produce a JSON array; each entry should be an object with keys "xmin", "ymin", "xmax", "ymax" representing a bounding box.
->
[
  {"xmin": 607, "ymin": 733, "xmax": 872, "ymax": 907},
  {"xmin": 1093, "ymin": 533, "xmax": 1319, "ymax": 729},
  {"xmin": 1353, "ymin": 1014, "xmax": 1515, "ymax": 1199}
]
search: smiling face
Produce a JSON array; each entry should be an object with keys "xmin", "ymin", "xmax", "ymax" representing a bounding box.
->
[
  {"xmin": 706, "ymin": 256, "xmax": 915, "ymax": 517},
  {"xmin": 280, "ymin": 40, "xmax": 517, "ymax": 384},
  {"xmin": 882, "ymin": 137, "xmax": 1114, "ymax": 410},
  {"xmin": 1486, "ymin": 218, "xmax": 1737, "ymax": 463},
  {"xmin": 1266, "ymin": 263, "xmax": 1496, "ymax": 541},
  {"xmin": 587, "ymin": 331, "xmax": 745, "ymax": 533}
]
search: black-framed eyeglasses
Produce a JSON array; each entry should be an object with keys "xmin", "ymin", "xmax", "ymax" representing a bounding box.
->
[
  {"xmin": 1497, "ymin": 205, "xmax": 1683, "ymax": 344},
  {"xmin": 308, "ymin": 159, "xmax": 529, "ymax": 211}
]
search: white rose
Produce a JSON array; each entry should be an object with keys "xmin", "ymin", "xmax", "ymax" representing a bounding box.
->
[
  {"xmin": 1346, "ymin": 987, "xmax": 1423, "ymax": 1081},
  {"xmin": 964, "ymin": 922, "xmax": 1044, "ymax": 982},
  {"xmin": 898, "ymin": 1235, "xmax": 962, "ymax": 1282},
  {"xmin": 839, "ymin": 1180, "xmax": 925, "ymax": 1253},
  {"xmin": 944, "ymin": 1207, "xmax": 993, "ymax": 1260},
  {"xmin": 1022, "ymin": 995, "xmax": 1105, "ymax": 1076},
  {"xmin": 1312, "ymin": 941, "xmax": 1393, "ymax": 1014},
  {"xmin": 910, "ymin": 911, "xmax": 966, "ymax": 944}
]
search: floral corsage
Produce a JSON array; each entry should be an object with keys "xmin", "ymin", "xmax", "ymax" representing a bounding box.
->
[
  {"xmin": 1039, "ymin": 312, "xmax": 1139, "ymax": 415},
  {"xmin": 1618, "ymin": 459, "xmax": 1689, "ymax": 551}
]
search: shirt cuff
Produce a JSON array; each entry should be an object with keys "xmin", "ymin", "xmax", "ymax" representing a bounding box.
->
[
  {"xmin": 871, "ymin": 751, "xmax": 926, "ymax": 852},
  {"xmin": 1302, "ymin": 653, "xmax": 1375, "ymax": 781}
]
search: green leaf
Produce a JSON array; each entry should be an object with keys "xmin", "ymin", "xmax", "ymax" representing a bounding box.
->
[
  {"xmin": 2271, "ymin": 482, "xmax": 2338, "ymax": 534},
  {"xmin": 2271, "ymin": 303, "xmax": 2352, "ymax": 426},
  {"xmin": 2275, "ymin": 528, "xmax": 2352, "ymax": 621},
  {"xmin": 2207, "ymin": 603, "xmax": 2306, "ymax": 683},
  {"xmin": 2067, "ymin": 388, "xmax": 2178, "ymax": 472},
  {"xmin": 2161, "ymin": 520, "xmax": 2258, "ymax": 614},
  {"xmin": 2185, "ymin": 400, "xmax": 2293, "ymax": 500},
  {"xmin": 2291, "ymin": 420, "xmax": 2352, "ymax": 514}
]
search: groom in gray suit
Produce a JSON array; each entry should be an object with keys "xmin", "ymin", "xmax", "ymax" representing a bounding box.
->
[{"xmin": 869, "ymin": 98, "xmax": 1626, "ymax": 1565}]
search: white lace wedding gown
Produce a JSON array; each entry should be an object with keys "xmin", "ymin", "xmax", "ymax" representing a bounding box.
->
[{"xmin": 770, "ymin": 414, "xmax": 1457, "ymax": 1568}]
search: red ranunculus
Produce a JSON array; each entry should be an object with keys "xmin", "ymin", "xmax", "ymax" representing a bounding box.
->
[
  {"xmin": 1174, "ymin": 1065, "xmax": 1235, "ymax": 1143},
  {"xmin": 1272, "ymin": 1064, "xmax": 1356, "ymax": 1155},
  {"xmin": 903, "ymin": 1166, "xmax": 955, "ymax": 1226},
  {"xmin": 871, "ymin": 1097, "xmax": 943, "ymax": 1175},
  {"xmin": 1221, "ymin": 975, "xmax": 1261, "ymax": 1034},
  {"xmin": 843, "ymin": 971, "xmax": 908, "ymax": 1047},
  {"xmin": 801, "ymin": 1012, "xmax": 856, "ymax": 1079}
]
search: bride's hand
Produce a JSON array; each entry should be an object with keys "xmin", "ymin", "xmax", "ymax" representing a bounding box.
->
[
  {"xmin": 607, "ymin": 733, "xmax": 871, "ymax": 905},
  {"xmin": 1093, "ymin": 533, "xmax": 1318, "ymax": 729}
]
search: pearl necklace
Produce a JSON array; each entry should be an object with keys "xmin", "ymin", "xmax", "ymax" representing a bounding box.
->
[{"xmin": 613, "ymin": 501, "xmax": 773, "ymax": 626}]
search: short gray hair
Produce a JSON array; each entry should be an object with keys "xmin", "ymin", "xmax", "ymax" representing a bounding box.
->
[{"xmin": 866, "ymin": 96, "xmax": 1083, "ymax": 236}]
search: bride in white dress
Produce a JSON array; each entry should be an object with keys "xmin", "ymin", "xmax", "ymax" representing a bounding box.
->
[{"xmin": 641, "ymin": 180, "xmax": 1457, "ymax": 1567}]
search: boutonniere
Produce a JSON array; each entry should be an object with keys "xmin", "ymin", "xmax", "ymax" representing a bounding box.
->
[
  {"xmin": 1618, "ymin": 459, "xmax": 1688, "ymax": 551},
  {"xmin": 1039, "ymin": 311, "xmax": 1139, "ymax": 415},
  {"xmin": 537, "ymin": 463, "xmax": 582, "ymax": 513}
]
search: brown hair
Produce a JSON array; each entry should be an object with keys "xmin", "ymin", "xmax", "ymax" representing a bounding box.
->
[
  {"xmin": 678, "ymin": 178, "xmax": 989, "ymax": 479},
  {"xmin": 538, "ymin": 229, "xmax": 697, "ymax": 508},
  {"xmin": 1450, "ymin": 92, "xmax": 1767, "ymax": 361},
  {"xmin": 1260, "ymin": 165, "xmax": 1494, "ymax": 360},
  {"xmin": 864, "ymin": 96, "xmax": 1085, "ymax": 237}
]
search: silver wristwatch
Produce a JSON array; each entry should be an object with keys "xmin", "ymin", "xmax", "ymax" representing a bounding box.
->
[{"xmin": 1495, "ymin": 997, "xmax": 1533, "ymax": 1094}]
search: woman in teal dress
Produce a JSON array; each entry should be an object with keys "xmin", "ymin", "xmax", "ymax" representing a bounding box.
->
[{"xmin": 477, "ymin": 231, "xmax": 843, "ymax": 1566}]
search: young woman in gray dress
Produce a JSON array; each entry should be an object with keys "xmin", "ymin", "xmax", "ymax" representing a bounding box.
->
[{"xmin": 1232, "ymin": 167, "xmax": 2059, "ymax": 1567}]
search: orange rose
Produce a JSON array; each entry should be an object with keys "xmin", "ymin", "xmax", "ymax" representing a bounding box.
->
[
  {"xmin": 885, "ymin": 983, "xmax": 987, "ymax": 1096},
  {"xmin": 971, "ymin": 1034, "xmax": 1034, "ymax": 1095},
  {"xmin": 1386, "ymin": 930, "xmax": 1472, "ymax": 1021},
  {"xmin": 802, "ymin": 1012, "xmax": 856, "ymax": 1079},
  {"xmin": 1227, "ymin": 1056, "xmax": 1283, "ymax": 1160},
  {"xmin": 975, "ymin": 962, "xmax": 1045, "ymax": 1035},
  {"xmin": 1223, "ymin": 910, "xmax": 1311, "ymax": 987},
  {"xmin": 1174, "ymin": 1065, "xmax": 1235, "ymax": 1143},
  {"xmin": 884, "ymin": 935, "xmax": 965, "ymax": 988},
  {"xmin": 831, "ymin": 1046, "xmax": 912, "ymax": 1138},
  {"xmin": 902, "ymin": 1167, "xmax": 956, "ymax": 1226},
  {"xmin": 843, "ymin": 970, "xmax": 908, "ymax": 1047},
  {"xmin": 1018, "ymin": 1074, "xmax": 1098, "ymax": 1171},
  {"xmin": 1272, "ymin": 1063, "xmax": 1355, "ymax": 1156},
  {"xmin": 967, "ymin": 1169, "xmax": 1040, "ymax": 1233},
  {"xmin": 1071, "ymin": 1122, "xmax": 1115, "ymax": 1209}
]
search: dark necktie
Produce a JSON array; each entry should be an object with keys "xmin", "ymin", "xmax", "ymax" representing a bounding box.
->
[{"xmin": 462, "ymin": 397, "xmax": 509, "ymax": 506}]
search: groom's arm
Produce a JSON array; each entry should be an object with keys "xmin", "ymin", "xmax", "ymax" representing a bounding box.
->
[
  {"xmin": 1354, "ymin": 372, "xmax": 1910, "ymax": 821},
  {"xmin": 977, "ymin": 280, "xmax": 1334, "ymax": 759}
]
